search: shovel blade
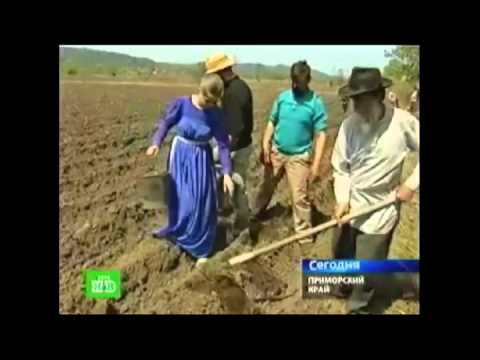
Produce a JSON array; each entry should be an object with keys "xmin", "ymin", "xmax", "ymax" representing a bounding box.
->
[{"xmin": 137, "ymin": 172, "xmax": 170, "ymax": 210}]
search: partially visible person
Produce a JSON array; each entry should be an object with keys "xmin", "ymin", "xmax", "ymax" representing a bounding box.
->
[
  {"xmin": 251, "ymin": 60, "xmax": 328, "ymax": 244},
  {"xmin": 146, "ymin": 73, "xmax": 234, "ymax": 265},
  {"xmin": 407, "ymin": 82, "xmax": 419, "ymax": 118},
  {"xmin": 387, "ymin": 90, "xmax": 400, "ymax": 108},
  {"xmin": 331, "ymin": 67, "xmax": 419, "ymax": 314},
  {"xmin": 341, "ymin": 95, "xmax": 349, "ymax": 113},
  {"xmin": 205, "ymin": 53, "xmax": 253, "ymax": 238}
]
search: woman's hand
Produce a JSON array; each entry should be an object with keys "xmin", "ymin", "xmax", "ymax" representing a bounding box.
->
[
  {"xmin": 223, "ymin": 175, "xmax": 235, "ymax": 197},
  {"xmin": 146, "ymin": 145, "xmax": 159, "ymax": 157}
]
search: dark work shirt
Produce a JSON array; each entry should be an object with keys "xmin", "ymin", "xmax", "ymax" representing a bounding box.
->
[{"xmin": 222, "ymin": 76, "xmax": 253, "ymax": 151}]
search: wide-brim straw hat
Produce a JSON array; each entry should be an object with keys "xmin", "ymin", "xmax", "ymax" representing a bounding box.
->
[
  {"xmin": 339, "ymin": 67, "xmax": 393, "ymax": 98},
  {"xmin": 205, "ymin": 53, "xmax": 235, "ymax": 74}
]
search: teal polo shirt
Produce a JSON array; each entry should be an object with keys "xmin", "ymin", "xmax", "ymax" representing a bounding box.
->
[{"xmin": 269, "ymin": 89, "xmax": 328, "ymax": 155}]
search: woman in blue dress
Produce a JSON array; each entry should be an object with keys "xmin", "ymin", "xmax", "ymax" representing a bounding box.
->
[{"xmin": 145, "ymin": 74, "xmax": 234, "ymax": 264}]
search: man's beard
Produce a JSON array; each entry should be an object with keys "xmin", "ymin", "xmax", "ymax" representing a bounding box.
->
[
  {"xmin": 359, "ymin": 120, "xmax": 373, "ymax": 135},
  {"xmin": 360, "ymin": 122, "xmax": 373, "ymax": 135},
  {"xmin": 354, "ymin": 104, "xmax": 384, "ymax": 128},
  {"xmin": 353, "ymin": 111, "xmax": 375, "ymax": 135}
]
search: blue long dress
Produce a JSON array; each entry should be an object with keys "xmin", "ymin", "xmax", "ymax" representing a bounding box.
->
[{"xmin": 150, "ymin": 96, "xmax": 232, "ymax": 258}]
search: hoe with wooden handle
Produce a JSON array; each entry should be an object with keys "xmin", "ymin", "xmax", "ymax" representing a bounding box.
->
[{"xmin": 228, "ymin": 195, "xmax": 398, "ymax": 266}]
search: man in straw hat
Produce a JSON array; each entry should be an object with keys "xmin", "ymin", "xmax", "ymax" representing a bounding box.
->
[
  {"xmin": 331, "ymin": 67, "xmax": 420, "ymax": 314},
  {"xmin": 205, "ymin": 53, "xmax": 254, "ymax": 240}
]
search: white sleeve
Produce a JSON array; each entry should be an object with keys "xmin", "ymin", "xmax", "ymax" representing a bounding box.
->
[
  {"xmin": 331, "ymin": 121, "xmax": 351, "ymax": 204},
  {"xmin": 405, "ymin": 164, "xmax": 419, "ymax": 191},
  {"xmin": 404, "ymin": 113, "xmax": 420, "ymax": 191}
]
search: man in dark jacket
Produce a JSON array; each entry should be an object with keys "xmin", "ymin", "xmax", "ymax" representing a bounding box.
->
[{"xmin": 205, "ymin": 53, "xmax": 254, "ymax": 238}]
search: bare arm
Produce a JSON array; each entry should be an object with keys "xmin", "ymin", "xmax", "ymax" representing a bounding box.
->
[
  {"xmin": 309, "ymin": 96, "xmax": 328, "ymax": 180},
  {"xmin": 311, "ymin": 131, "xmax": 326, "ymax": 175},
  {"xmin": 263, "ymin": 121, "xmax": 275, "ymax": 151},
  {"xmin": 261, "ymin": 121, "xmax": 275, "ymax": 165},
  {"xmin": 262, "ymin": 96, "xmax": 281, "ymax": 165}
]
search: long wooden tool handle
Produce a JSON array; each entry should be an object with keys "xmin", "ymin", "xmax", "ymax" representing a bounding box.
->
[{"xmin": 228, "ymin": 196, "xmax": 397, "ymax": 266}]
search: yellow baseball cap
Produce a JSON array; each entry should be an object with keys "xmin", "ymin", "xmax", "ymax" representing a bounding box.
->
[{"xmin": 205, "ymin": 53, "xmax": 235, "ymax": 74}]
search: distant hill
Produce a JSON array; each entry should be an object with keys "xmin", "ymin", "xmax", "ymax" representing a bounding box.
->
[
  {"xmin": 60, "ymin": 47, "xmax": 156, "ymax": 69},
  {"xmin": 234, "ymin": 63, "xmax": 332, "ymax": 81},
  {"xmin": 60, "ymin": 47, "xmax": 336, "ymax": 81}
]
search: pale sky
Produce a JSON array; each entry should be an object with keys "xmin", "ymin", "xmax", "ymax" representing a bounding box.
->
[{"xmin": 63, "ymin": 45, "xmax": 397, "ymax": 75}]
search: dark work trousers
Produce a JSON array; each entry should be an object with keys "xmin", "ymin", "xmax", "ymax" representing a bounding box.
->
[{"xmin": 331, "ymin": 224, "xmax": 417, "ymax": 314}]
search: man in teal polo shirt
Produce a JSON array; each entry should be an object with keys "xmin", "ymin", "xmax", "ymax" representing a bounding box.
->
[{"xmin": 251, "ymin": 60, "xmax": 328, "ymax": 243}]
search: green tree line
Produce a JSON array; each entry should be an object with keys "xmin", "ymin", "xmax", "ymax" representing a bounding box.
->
[{"xmin": 383, "ymin": 46, "xmax": 419, "ymax": 83}]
